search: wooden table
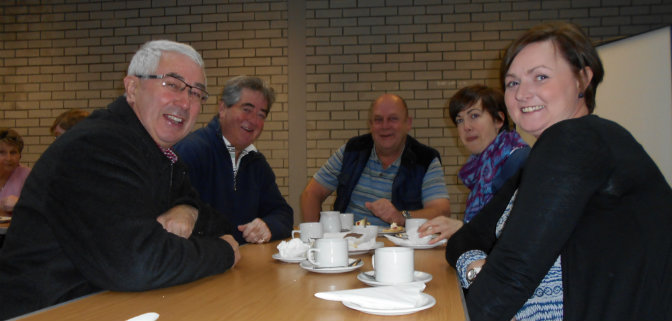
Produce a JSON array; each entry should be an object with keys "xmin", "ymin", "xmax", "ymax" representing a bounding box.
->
[{"xmin": 17, "ymin": 238, "xmax": 468, "ymax": 320}]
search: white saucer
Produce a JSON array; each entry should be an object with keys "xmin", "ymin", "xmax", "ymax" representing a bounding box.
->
[
  {"xmin": 384, "ymin": 235, "xmax": 447, "ymax": 249},
  {"xmin": 349, "ymin": 241, "xmax": 384, "ymax": 255},
  {"xmin": 272, "ymin": 253, "xmax": 306, "ymax": 263},
  {"xmin": 299, "ymin": 258, "xmax": 363, "ymax": 274},
  {"xmin": 342, "ymin": 293, "xmax": 436, "ymax": 315},
  {"xmin": 357, "ymin": 270, "xmax": 433, "ymax": 286}
]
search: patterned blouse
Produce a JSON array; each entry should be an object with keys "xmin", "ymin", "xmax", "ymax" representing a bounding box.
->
[{"xmin": 456, "ymin": 190, "xmax": 564, "ymax": 320}]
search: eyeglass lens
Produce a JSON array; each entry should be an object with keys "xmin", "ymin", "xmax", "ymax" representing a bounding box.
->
[{"xmin": 162, "ymin": 75, "xmax": 208, "ymax": 103}]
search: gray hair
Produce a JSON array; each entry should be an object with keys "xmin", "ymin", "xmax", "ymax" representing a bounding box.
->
[
  {"xmin": 221, "ymin": 76, "xmax": 275, "ymax": 111},
  {"xmin": 127, "ymin": 40, "xmax": 206, "ymax": 85}
]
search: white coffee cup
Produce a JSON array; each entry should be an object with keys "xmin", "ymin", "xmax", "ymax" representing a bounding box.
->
[
  {"xmin": 340, "ymin": 213, "xmax": 354, "ymax": 230},
  {"xmin": 319, "ymin": 211, "xmax": 342, "ymax": 233},
  {"xmin": 307, "ymin": 238, "xmax": 349, "ymax": 268},
  {"xmin": 291, "ymin": 222, "xmax": 323, "ymax": 243},
  {"xmin": 373, "ymin": 247, "xmax": 414, "ymax": 284},
  {"xmin": 405, "ymin": 218, "xmax": 428, "ymax": 234}
]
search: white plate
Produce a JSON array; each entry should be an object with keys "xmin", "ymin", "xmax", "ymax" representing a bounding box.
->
[
  {"xmin": 349, "ymin": 241, "xmax": 384, "ymax": 255},
  {"xmin": 357, "ymin": 270, "xmax": 433, "ymax": 286},
  {"xmin": 342, "ymin": 293, "xmax": 436, "ymax": 315},
  {"xmin": 272, "ymin": 253, "xmax": 306, "ymax": 263},
  {"xmin": 299, "ymin": 258, "xmax": 363, "ymax": 274},
  {"xmin": 384, "ymin": 235, "xmax": 447, "ymax": 249}
]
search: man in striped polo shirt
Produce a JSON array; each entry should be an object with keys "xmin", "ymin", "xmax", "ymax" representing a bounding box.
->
[{"xmin": 301, "ymin": 93, "xmax": 451, "ymax": 227}]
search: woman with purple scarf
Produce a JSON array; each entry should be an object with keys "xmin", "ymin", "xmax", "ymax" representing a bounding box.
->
[
  {"xmin": 418, "ymin": 85, "xmax": 529, "ymax": 242},
  {"xmin": 450, "ymin": 85, "xmax": 530, "ymax": 223}
]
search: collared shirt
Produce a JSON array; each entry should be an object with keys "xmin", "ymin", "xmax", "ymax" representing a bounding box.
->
[
  {"xmin": 222, "ymin": 136, "xmax": 257, "ymax": 190},
  {"xmin": 158, "ymin": 146, "xmax": 178, "ymax": 164},
  {"xmin": 314, "ymin": 144, "xmax": 448, "ymax": 226}
]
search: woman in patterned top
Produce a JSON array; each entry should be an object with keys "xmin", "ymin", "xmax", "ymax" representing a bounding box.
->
[
  {"xmin": 445, "ymin": 21, "xmax": 672, "ymax": 320},
  {"xmin": 448, "ymin": 84, "xmax": 530, "ymax": 223}
]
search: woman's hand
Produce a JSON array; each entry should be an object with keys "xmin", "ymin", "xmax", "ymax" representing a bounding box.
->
[{"xmin": 418, "ymin": 216, "xmax": 464, "ymax": 244}]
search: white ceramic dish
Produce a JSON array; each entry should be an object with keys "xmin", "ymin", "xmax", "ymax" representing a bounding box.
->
[
  {"xmin": 299, "ymin": 258, "xmax": 363, "ymax": 274},
  {"xmin": 357, "ymin": 270, "xmax": 433, "ymax": 286},
  {"xmin": 272, "ymin": 253, "xmax": 306, "ymax": 263},
  {"xmin": 384, "ymin": 235, "xmax": 447, "ymax": 249},
  {"xmin": 342, "ymin": 293, "xmax": 436, "ymax": 315}
]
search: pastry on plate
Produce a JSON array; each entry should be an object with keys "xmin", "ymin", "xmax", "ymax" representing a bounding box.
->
[{"xmin": 382, "ymin": 222, "xmax": 404, "ymax": 233}]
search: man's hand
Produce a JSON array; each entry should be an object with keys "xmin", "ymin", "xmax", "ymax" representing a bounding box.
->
[
  {"xmin": 220, "ymin": 234, "xmax": 241, "ymax": 267},
  {"xmin": 365, "ymin": 199, "xmax": 404, "ymax": 225},
  {"xmin": 418, "ymin": 215, "xmax": 463, "ymax": 244},
  {"xmin": 237, "ymin": 218, "xmax": 272, "ymax": 244},
  {"xmin": 156, "ymin": 204, "xmax": 198, "ymax": 239}
]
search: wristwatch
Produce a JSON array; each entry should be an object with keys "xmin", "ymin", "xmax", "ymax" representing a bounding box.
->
[
  {"xmin": 401, "ymin": 210, "xmax": 412, "ymax": 219},
  {"xmin": 466, "ymin": 266, "xmax": 482, "ymax": 283}
]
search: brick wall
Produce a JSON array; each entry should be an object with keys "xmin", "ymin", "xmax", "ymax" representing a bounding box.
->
[{"xmin": 1, "ymin": 0, "xmax": 670, "ymax": 221}]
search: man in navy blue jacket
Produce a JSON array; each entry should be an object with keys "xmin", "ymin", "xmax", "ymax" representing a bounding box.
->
[{"xmin": 175, "ymin": 76, "xmax": 293, "ymax": 244}]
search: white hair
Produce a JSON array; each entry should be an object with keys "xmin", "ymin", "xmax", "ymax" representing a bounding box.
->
[{"xmin": 127, "ymin": 40, "xmax": 206, "ymax": 85}]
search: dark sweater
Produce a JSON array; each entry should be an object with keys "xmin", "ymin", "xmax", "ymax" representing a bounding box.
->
[
  {"xmin": 446, "ymin": 115, "xmax": 672, "ymax": 320},
  {"xmin": 174, "ymin": 115, "xmax": 293, "ymax": 244},
  {"xmin": 0, "ymin": 97, "xmax": 236, "ymax": 320}
]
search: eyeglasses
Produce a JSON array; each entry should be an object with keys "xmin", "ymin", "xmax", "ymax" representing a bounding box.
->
[{"xmin": 135, "ymin": 74, "xmax": 209, "ymax": 104}]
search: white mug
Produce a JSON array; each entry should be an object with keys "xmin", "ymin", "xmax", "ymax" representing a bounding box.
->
[
  {"xmin": 373, "ymin": 247, "xmax": 414, "ymax": 284},
  {"xmin": 307, "ymin": 238, "xmax": 348, "ymax": 268},
  {"xmin": 405, "ymin": 218, "xmax": 428, "ymax": 234},
  {"xmin": 291, "ymin": 222, "xmax": 323, "ymax": 243},
  {"xmin": 340, "ymin": 213, "xmax": 354, "ymax": 230},
  {"xmin": 319, "ymin": 211, "xmax": 342, "ymax": 233}
]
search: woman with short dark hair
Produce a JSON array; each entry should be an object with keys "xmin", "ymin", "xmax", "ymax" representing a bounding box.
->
[{"xmin": 448, "ymin": 84, "xmax": 529, "ymax": 223}]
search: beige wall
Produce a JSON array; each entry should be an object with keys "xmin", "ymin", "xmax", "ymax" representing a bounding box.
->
[{"xmin": 1, "ymin": 0, "xmax": 671, "ymax": 222}]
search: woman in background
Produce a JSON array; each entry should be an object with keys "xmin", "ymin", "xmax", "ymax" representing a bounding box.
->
[
  {"xmin": 418, "ymin": 85, "xmax": 530, "ymax": 242},
  {"xmin": 0, "ymin": 129, "xmax": 31, "ymax": 215},
  {"xmin": 445, "ymin": 21, "xmax": 672, "ymax": 320},
  {"xmin": 50, "ymin": 109, "xmax": 89, "ymax": 138},
  {"xmin": 449, "ymin": 85, "xmax": 529, "ymax": 223}
]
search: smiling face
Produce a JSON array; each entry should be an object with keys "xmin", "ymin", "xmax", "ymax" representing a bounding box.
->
[
  {"xmin": 369, "ymin": 94, "xmax": 412, "ymax": 157},
  {"xmin": 219, "ymin": 88, "xmax": 268, "ymax": 154},
  {"xmin": 123, "ymin": 51, "xmax": 205, "ymax": 148},
  {"xmin": 504, "ymin": 40, "xmax": 592, "ymax": 138},
  {"xmin": 455, "ymin": 100, "xmax": 504, "ymax": 155},
  {"xmin": 0, "ymin": 141, "xmax": 21, "ymax": 177}
]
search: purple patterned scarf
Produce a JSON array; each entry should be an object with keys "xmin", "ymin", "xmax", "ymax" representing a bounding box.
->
[{"xmin": 458, "ymin": 130, "xmax": 528, "ymax": 222}]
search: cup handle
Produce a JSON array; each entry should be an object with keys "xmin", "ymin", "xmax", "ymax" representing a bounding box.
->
[
  {"xmin": 307, "ymin": 248, "xmax": 320, "ymax": 266},
  {"xmin": 291, "ymin": 230, "xmax": 300, "ymax": 239},
  {"xmin": 371, "ymin": 255, "xmax": 375, "ymax": 269}
]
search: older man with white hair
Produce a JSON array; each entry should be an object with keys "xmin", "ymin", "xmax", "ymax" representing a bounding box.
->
[{"xmin": 0, "ymin": 40, "xmax": 240, "ymax": 319}]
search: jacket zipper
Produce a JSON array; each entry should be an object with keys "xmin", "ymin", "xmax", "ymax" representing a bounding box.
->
[{"xmin": 169, "ymin": 163, "xmax": 173, "ymax": 192}]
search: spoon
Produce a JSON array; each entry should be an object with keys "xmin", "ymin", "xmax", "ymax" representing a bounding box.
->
[{"xmin": 348, "ymin": 258, "xmax": 362, "ymax": 267}]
